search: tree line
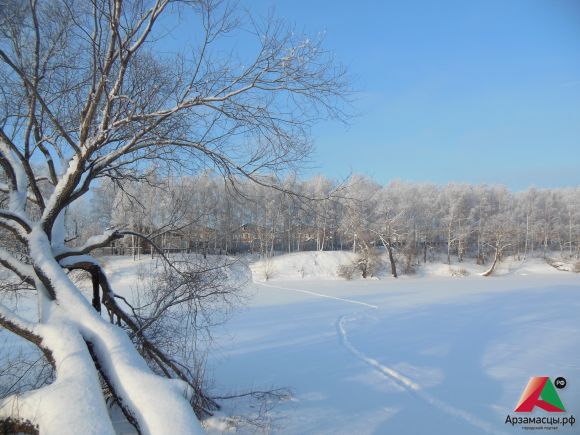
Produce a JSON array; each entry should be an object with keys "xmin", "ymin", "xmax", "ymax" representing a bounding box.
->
[{"xmin": 69, "ymin": 172, "xmax": 580, "ymax": 274}]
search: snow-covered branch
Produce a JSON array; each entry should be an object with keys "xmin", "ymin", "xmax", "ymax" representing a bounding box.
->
[
  {"xmin": 0, "ymin": 303, "xmax": 51, "ymax": 365},
  {"xmin": 0, "ymin": 212, "xmax": 32, "ymax": 238},
  {"xmin": 0, "ymin": 249, "xmax": 34, "ymax": 284},
  {"xmin": 55, "ymin": 230, "xmax": 123, "ymax": 261}
]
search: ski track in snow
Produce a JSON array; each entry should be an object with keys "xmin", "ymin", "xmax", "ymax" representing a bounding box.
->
[
  {"xmin": 337, "ymin": 314, "xmax": 507, "ymax": 435},
  {"xmin": 257, "ymin": 280, "xmax": 505, "ymax": 435},
  {"xmin": 255, "ymin": 281, "xmax": 379, "ymax": 309}
]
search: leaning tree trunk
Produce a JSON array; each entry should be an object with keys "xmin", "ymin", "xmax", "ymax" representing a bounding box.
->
[
  {"xmin": 0, "ymin": 228, "xmax": 204, "ymax": 434},
  {"xmin": 481, "ymin": 246, "xmax": 500, "ymax": 277},
  {"xmin": 378, "ymin": 235, "xmax": 397, "ymax": 278},
  {"xmin": 0, "ymin": 303, "xmax": 115, "ymax": 435}
]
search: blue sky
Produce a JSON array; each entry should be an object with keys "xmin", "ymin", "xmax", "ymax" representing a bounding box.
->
[{"xmin": 244, "ymin": 0, "xmax": 580, "ymax": 189}]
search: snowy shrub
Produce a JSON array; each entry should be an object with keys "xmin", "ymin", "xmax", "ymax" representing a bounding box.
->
[
  {"xmin": 574, "ymin": 261, "xmax": 580, "ymax": 273},
  {"xmin": 449, "ymin": 267, "xmax": 469, "ymax": 277},
  {"xmin": 337, "ymin": 264, "xmax": 357, "ymax": 280},
  {"xmin": 400, "ymin": 254, "xmax": 416, "ymax": 275},
  {"xmin": 363, "ymin": 249, "xmax": 383, "ymax": 278},
  {"xmin": 263, "ymin": 257, "xmax": 275, "ymax": 280},
  {"xmin": 337, "ymin": 247, "xmax": 384, "ymax": 280},
  {"xmin": 547, "ymin": 258, "xmax": 573, "ymax": 272},
  {"xmin": 349, "ymin": 247, "xmax": 383, "ymax": 279}
]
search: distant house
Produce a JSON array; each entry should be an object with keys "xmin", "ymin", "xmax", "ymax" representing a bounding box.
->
[
  {"xmin": 151, "ymin": 230, "xmax": 188, "ymax": 252},
  {"xmin": 232, "ymin": 223, "xmax": 259, "ymax": 244},
  {"xmin": 109, "ymin": 224, "xmax": 219, "ymax": 256},
  {"xmin": 231, "ymin": 223, "xmax": 285, "ymax": 253},
  {"xmin": 184, "ymin": 224, "xmax": 218, "ymax": 253}
]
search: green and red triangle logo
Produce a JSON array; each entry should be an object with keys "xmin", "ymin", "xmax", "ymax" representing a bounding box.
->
[{"xmin": 515, "ymin": 377, "xmax": 565, "ymax": 413}]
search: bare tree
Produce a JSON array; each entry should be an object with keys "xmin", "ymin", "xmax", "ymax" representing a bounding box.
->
[
  {"xmin": 481, "ymin": 202, "xmax": 515, "ymax": 277},
  {"xmin": 480, "ymin": 220, "xmax": 513, "ymax": 276},
  {"xmin": 373, "ymin": 184, "xmax": 408, "ymax": 278},
  {"xmin": 0, "ymin": 0, "xmax": 348, "ymax": 432}
]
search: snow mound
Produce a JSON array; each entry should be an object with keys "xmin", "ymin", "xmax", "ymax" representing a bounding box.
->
[
  {"xmin": 417, "ymin": 257, "xmax": 568, "ymax": 278},
  {"xmin": 510, "ymin": 258, "xmax": 567, "ymax": 276},
  {"xmin": 250, "ymin": 251, "xmax": 358, "ymax": 281},
  {"xmin": 250, "ymin": 251, "xmax": 575, "ymax": 282}
]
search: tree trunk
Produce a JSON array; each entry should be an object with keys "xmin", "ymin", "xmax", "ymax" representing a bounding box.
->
[
  {"xmin": 482, "ymin": 246, "xmax": 499, "ymax": 277},
  {"xmin": 18, "ymin": 230, "xmax": 205, "ymax": 434},
  {"xmin": 447, "ymin": 222, "xmax": 452, "ymax": 265},
  {"xmin": 524, "ymin": 213, "xmax": 529, "ymax": 260},
  {"xmin": 386, "ymin": 240, "xmax": 398, "ymax": 278},
  {"xmin": 378, "ymin": 235, "xmax": 397, "ymax": 278}
]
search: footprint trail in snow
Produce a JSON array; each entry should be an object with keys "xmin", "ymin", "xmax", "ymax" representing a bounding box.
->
[
  {"xmin": 258, "ymin": 280, "xmax": 506, "ymax": 434},
  {"xmin": 337, "ymin": 314, "xmax": 507, "ymax": 435},
  {"xmin": 256, "ymin": 281, "xmax": 378, "ymax": 309}
]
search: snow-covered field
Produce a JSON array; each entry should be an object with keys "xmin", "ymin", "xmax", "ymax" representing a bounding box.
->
[
  {"xmin": 4, "ymin": 253, "xmax": 578, "ymax": 434},
  {"xmin": 200, "ymin": 253, "xmax": 580, "ymax": 434}
]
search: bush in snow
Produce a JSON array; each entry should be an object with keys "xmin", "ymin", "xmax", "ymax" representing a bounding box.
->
[
  {"xmin": 337, "ymin": 264, "xmax": 357, "ymax": 280},
  {"xmin": 449, "ymin": 267, "xmax": 469, "ymax": 277},
  {"xmin": 356, "ymin": 246, "xmax": 383, "ymax": 278}
]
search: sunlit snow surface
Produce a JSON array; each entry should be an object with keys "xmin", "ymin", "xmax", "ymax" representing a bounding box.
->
[
  {"xmin": 4, "ymin": 254, "xmax": 577, "ymax": 434},
  {"xmin": 204, "ymin": 256, "xmax": 580, "ymax": 434}
]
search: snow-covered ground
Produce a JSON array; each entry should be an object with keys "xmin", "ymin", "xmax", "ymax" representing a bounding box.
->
[
  {"xmin": 3, "ymin": 253, "xmax": 578, "ymax": 434},
  {"xmin": 201, "ymin": 253, "xmax": 580, "ymax": 434}
]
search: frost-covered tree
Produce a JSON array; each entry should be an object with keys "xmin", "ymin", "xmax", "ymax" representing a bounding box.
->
[
  {"xmin": 373, "ymin": 182, "xmax": 406, "ymax": 277},
  {"xmin": 89, "ymin": 173, "xmax": 580, "ymax": 269},
  {"xmin": 479, "ymin": 188, "xmax": 515, "ymax": 276},
  {"xmin": 0, "ymin": 0, "xmax": 348, "ymax": 432}
]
